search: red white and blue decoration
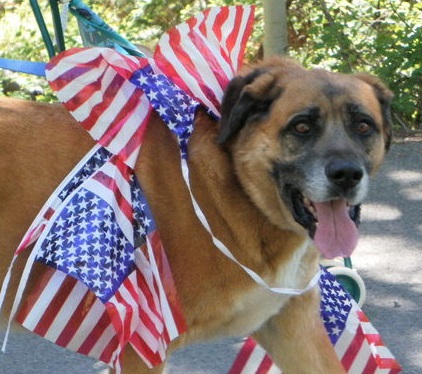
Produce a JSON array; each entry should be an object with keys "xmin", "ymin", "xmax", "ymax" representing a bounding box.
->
[
  {"xmin": 229, "ymin": 267, "xmax": 402, "ymax": 374},
  {"xmin": 0, "ymin": 5, "xmax": 401, "ymax": 373}
]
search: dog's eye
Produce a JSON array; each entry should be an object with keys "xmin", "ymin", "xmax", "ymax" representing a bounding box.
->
[
  {"xmin": 293, "ymin": 122, "xmax": 311, "ymax": 135},
  {"xmin": 355, "ymin": 121, "xmax": 373, "ymax": 135}
]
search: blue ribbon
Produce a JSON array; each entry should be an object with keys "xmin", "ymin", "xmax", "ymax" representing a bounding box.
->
[{"xmin": 0, "ymin": 58, "xmax": 46, "ymax": 77}]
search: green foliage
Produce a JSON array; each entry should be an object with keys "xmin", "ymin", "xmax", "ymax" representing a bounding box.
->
[
  {"xmin": 0, "ymin": 0, "xmax": 80, "ymax": 101},
  {"xmin": 1, "ymin": 0, "xmax": 420, "ymax": 129}
]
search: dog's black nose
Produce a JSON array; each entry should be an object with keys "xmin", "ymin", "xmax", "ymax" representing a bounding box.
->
[{"xmin": 325, "ymin": 159, "xmax": 363, "ymax": 189}]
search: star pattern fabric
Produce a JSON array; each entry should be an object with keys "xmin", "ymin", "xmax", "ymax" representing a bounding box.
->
[
  {"xmin": 130, "ymin": 64, "xmax": 200, "ymax": 159},
  {"xmin": 36, "ymin": 181, "xmax": 136, "ymax": 303},
  {"xmin": 320, "ymin": 267, "xmax": 353, "ymax": 344},
  {"xmin": 230, "ymin": 267, "xmax": 402, "ymax": 374}
]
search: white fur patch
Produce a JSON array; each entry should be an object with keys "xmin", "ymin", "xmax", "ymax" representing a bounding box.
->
[{"xmin": 219, "ymin": 238, "xmax": 315, "ymax": 338}]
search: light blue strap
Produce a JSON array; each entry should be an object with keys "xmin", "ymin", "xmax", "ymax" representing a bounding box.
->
[
  {"xmin": 69, "ymin": 0, "xmax": 145, "ymax": 57},
  {"xmin": 0, "ymin": 58, "xmax": 46, "ymax": 77}
]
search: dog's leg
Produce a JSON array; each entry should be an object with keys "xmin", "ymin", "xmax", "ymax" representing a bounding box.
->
[
  {"xmin": 253, "ymin": 288, "xmax": 346, "ymax": 374},
  {"xmin": 109, "ymin": 346, "xmax": 165, "ymax": 374}
]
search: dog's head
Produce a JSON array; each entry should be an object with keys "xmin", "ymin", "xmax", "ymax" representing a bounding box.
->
[{"xmin": 218, "ymin": 57, "xmax": 393, "ymax": 259}]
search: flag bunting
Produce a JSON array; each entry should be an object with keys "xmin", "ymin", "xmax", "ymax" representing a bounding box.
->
[{"xmin": 229, "ymin": 267, "xmax": 402, "ymax": 374}]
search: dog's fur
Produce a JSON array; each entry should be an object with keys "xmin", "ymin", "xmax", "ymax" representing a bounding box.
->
[{"xmin": 0, "ymin": 57, "xmax": 392, "ymax": 373}]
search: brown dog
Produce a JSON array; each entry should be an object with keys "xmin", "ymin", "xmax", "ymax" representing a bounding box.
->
[{"xmin": 0, "ymin": 57, "xmax": 392, "ymax": 373}]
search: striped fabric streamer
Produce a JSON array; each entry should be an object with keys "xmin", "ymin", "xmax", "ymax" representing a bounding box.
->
[
  {"xmin": 229, "ymin": 267, "xmax": 402, "ymax": 374},
  {"xmin": 155, "ymin": 5, "xmax": 255, "ymax": 117}
]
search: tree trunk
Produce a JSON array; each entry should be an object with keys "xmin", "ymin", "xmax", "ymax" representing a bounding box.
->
[{"xmin": 263, "ymin": 0, "xmax": 288, "ymax": 57}]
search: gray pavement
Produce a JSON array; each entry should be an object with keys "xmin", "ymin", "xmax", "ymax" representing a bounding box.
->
[{"xmin": 1, "ymin": 139, "xmax": 421, "ymax": 373}]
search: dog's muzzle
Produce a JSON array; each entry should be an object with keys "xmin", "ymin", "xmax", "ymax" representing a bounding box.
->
[
  {"xmin": 284, "ymin": 183, "xmax": 362, "ymax": 259},
  {"xmin": 282, "ymin": 159, "xmax": 365, "ymax": 257}
]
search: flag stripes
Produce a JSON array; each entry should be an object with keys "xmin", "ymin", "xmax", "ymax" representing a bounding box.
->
[
  {"xmin": 46, "ymin": 50, "xmax": 152, "ymax": 168},
  {"xmin": 17, "ymin": 240, "xmax": 185, "ymax": 369},
  {"xmin": 228, "ymin": 338, "xmax": 281, "ymax": 374},
  {"xmin": 230, "ymin": 267, "xmax": 401, "ymax": 374},
  {"xmin": 87, "ymin": 160, "xmax": 134, "ymax": 242},
  {"xmin": 106, "ymin": 271, "xmax": 140, "ymax": 347},
  {"xmin": 11, "ymin": 147, "xmax": 186, "ymax": 368},
  {"xmin": 154, "ymin": 5, "xmax": 255, "ymax": 117},
  {"xmin": 16, "ymin": 268, "xmax": 118, "ymax": 364}
]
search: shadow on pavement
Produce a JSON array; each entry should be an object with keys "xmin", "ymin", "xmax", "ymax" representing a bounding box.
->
[{"xmin": 353, "ymin": 140, "xmax": 422, "ymax": 374}]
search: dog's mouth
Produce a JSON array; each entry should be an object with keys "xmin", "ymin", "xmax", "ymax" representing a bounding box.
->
[{"xmin": 285, "ymin": 185, "xmax": 361, "ymax": 259}]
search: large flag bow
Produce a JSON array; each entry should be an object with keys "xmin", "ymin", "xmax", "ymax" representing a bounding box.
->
[
  {"xmin": 0, "ymin": 4, "xmax": 401, "ymax": 374},
  {"xmin": 0, "ymin": 5, "xmax": 255, "ymax": 372}
]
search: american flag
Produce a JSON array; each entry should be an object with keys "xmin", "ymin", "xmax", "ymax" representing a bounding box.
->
[
  {"xmin": 154, "ymin": 5, "xmax": 255, "ymax": 118},
  {"xmin": 12, "ymin": 147, "xmax": 186, "ymax": 369},
  {"xmin": 0, "ymin": 5, "xmax": 255, "ymax": 372},
  {"xmin": 229, "ymin": 267, "xmax": 402, "ymax": 374},
  {"xmin": 129, "ymin": 63, "xmax": 201, "ymax": 159},
  {"xmin": 46, "ymin": 48, "xmax": 153, "ymax": 168}
]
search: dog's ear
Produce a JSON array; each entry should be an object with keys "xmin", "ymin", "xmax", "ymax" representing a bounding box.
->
[
  {"xmin": 354, "ymin": 73, "xmax": 394, "ymax": 151},
  {"xmin": 218, "ymin": 68, "xmax": 282, "ymax": 145}
]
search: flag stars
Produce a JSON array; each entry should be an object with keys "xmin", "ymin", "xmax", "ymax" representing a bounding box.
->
[
  {"xmin": 54, "ymin": 246, "xmax": 65, "ymax": 258},
  {"xmin": 104, "ymin": 266, "xmax": 113, "ymax": 279},
  {"xmin": 92, "ymin": 265, "xmax": 103, "ymax": 277},
  {"xmin": 337, "ymin": 289, "xmax": 346, "ymax": 298},
  {"xmin": 79, "ymin": 231, "xmax": 90, "ymax": 242},
  {"xmin": 92, "ymin": 277, "xmax": 105, "ymax": 291},
  {"xmin": 137, "ymin": 74, "xmax": 149, "ymax": 86},
  {"xmin": 157, "ymin": 105, "xmax": 167, "ymax": 116},
  {"xmin": 55, "ymin": 257, "xmax": 66, "ymax": 267},
  {"xmin": 119, "ymin": 262, "xmax": 127, "ymax": 273},
  {"xmin": 77, "ymin": 189, "xmax": 89, "ymax": 200},
  {"xmin": 326, "ymin": 296, "xmax": 335, "ymax": 304},
  {"xmin": 142, "ymin": 216, "xmax": 152, "ymax": 228},
  {"xmin": 126, "ymin": 251, "xmax": 135, "ymax": 262},
  {"xmin": 343, "ymin": 298, "xmax": 352, "ymax": 307},
  {"xmin": 328, "ymin": 315, "xmax": 338, "ymax": 324},
  {"xmin": 149, "ymin": 90, "xmax": 158, "ymax": 101},
  {"xmin": 160, "ymin": 87, "xmax": 169, "ymax": 96},
  {"xmin": 79, "ymin": 251, "xmax": 91, "ymax": 263},
  {"xmin": 167, "ymin": 121, "xmax": 177, "ymax": 131},
  {"xmin": 318, "ymin": 268, "xmax": 355, "ymax": 344},
  {"xmin": 105, "ymin": 230, "xmax": 113, "ymax": 241},
  {"xmin": 67, "ymin": 212, "xmax": 78, "ymax": 225},
  {"xmin": 91, "ymin": 216, "xmax": 102, "ymax": 228},
  {"xmin": 92, "ymin": 252, "xmax": 103, "ymax": 265},
  {"xmin": 92, "ymin": 240, "xmax": 103, "ymax": 252},
  {"xmin": 36, "ymin": 157, "xmax": 153, "ymax": 302},
  {"xmin": 66, "ymin": 202, "xmax": 78, "ymax": 215},
  {"xmin": 55, "ymin": 216, "xmax": 66, "ymax": 227},
  {"xmin": 67, "ymin": 263, "xmax": 78, "ymax": 274},
  {"xmin": 155, "ymin": 78, "xmax": 164, "ymax": 87},
  {"xmin": 46, "ymin": 252, "xmax": 55, "ymax": 262},
  {"xmin": 175, "ymin": 92, "xmax": 185, "ymax": 101},
  {"xmin": 119, "ymin": 236, "xmax": 129, "ymax": 247},
  {"xmin": 331, "ymin": 326, "xmax": 342, "ymax": 336},
  {"xmin": 79, "ymin": 264, "xmax": 90, "ymax": 278},
  {"xmin": 133, "ymin": 68, "xmax": 199, "ymax": 160}
]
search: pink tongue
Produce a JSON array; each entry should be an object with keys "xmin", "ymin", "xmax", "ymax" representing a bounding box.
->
[{"xmin": 313, "ymin": 200, "xmax": 358, "ymax": 259}]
